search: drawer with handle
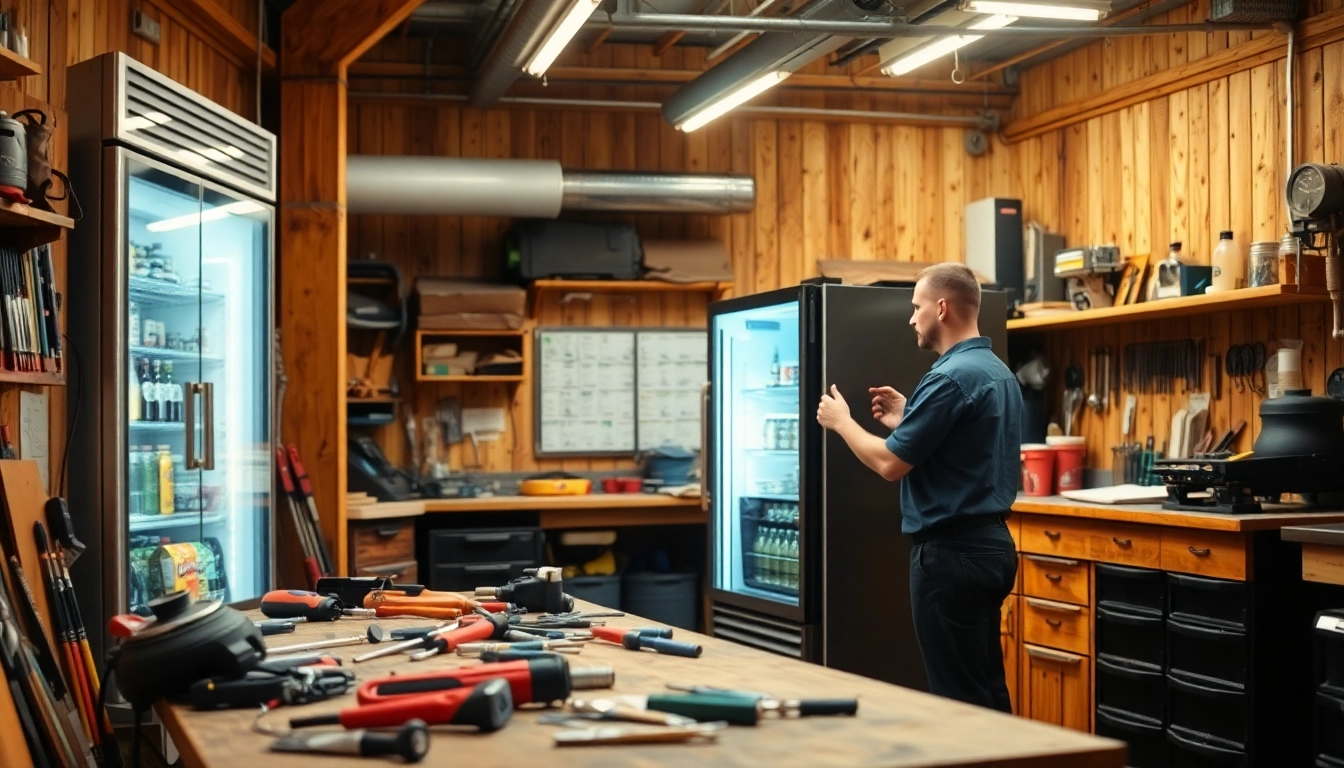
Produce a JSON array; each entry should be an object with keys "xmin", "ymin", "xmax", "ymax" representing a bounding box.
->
[
  {"xmin": 1161, "ymin": 529, "xmax": 1248, "ymax": 580},
  {"xmin": 1021, "ymin": 554, "xmax": 1089, "ymax": 606},
  {"xmin": 430, "ymin": 561, "xmax": 533, "ymax": 592},
  {"xmin": 351, "ymin": 519, "xmax": 417, "ymax": 567},
  {"xmin": 353, "ymin": 559, "xmax": 419, "ymax": 587},
  {"xmin": 1085, "ymin": 522, "xmax": 1160, "ymax": 568},
  {"xmin": 429, "ymin": 527, "xmax": 541, "ymax": 566},
  {"xmin": 1022, "ymin": 596, "xmax": 1091, "ymax": 656},
  {"xmin": 1018, "ymin": 515, "xmax": 1090, "ymax": 559}
]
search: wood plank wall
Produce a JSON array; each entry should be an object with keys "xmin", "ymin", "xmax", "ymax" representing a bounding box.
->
[
  {"xmin": 0, "ymin": 0, "xmax": 258, "ymax": 493},
  {"xmin": 1007, "ymin": 0, "xmax": 1344, "ymax": 471},
  {"xmin": 347, "ymin": 37, "xmax": 1029, "ymax": 473}
]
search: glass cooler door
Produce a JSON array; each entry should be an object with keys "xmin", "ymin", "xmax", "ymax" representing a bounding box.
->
[{"xmin": 711, "ymin": 298, "xmax": 802, "ymax": 610}]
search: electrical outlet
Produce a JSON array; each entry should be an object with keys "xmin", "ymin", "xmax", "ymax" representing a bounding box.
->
[
  {"xmin": 131, "ymin": 10, "xmax": 161, "ymax": 45},
  {"xmin": 19, "ymin": 390, "xmax": 48, "ymax": 493}
]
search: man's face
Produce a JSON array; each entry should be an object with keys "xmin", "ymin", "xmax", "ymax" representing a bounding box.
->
[{"xmin": 910, "ymin": 280, "xmax": 941, "ymax": 351}]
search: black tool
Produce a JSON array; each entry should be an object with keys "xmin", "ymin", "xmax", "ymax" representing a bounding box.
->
[
  {"xmin": 254, "ymin": 619, "xmax": 298, "ymax": 636},
  {"xmin": 271, "ymin": 718, "xmax": 430, "ymax": 763},
  {"xmin": 190, "ymin": 667, "xmax": 355, "ymax": 711},
  {"xmin": 474, "ymin": 567, "xmax": 573, "ymax": 614},
  {"xmin": 315, "ymin": 576, "xmax": 427, "ymax": 608}
]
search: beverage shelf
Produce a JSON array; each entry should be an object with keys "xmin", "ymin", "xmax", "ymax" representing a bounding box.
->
[
  {"xmin": 129, "ymin": 420, "xmax": 197, "ymax": 430},
  {"xmin": 741, "ymin": 386, "xmax": 799, "ymax": 401},
  {"xmin": 128, "ymin": 513, "xmax": 224, "ymax": 533},
  {"xmin": 745, "ymin": 449, "xmax": 798, "ymax": 456},
  {"xmin": 130, "ymin": 346, "xmax": 223, "ymax": 363},
  {"xmin": 128, "ymin": 276, "xmax": 224, "ymax": 304}
]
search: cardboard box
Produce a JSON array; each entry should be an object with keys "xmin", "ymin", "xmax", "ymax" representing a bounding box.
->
[{"xmin": 416, "ymin": 278, "xmax": 526, "ymax": 316}]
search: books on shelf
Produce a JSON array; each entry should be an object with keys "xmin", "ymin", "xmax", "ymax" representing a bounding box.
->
[{"xmin": 0, "ymin": 243, "xmax": 60, "ymax": 374}]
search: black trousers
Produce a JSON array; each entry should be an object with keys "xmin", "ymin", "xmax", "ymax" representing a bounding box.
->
[{"xmin": 909, "ymin": 516, "xmax": 1018, "ymax": 712}]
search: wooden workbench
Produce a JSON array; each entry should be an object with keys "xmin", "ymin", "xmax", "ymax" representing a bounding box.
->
[
  {"xmin": 1281, "ymin": 521, "xmax": 1344, "ymax": 586},
  {"xmin": 1011, "ymin": 494, "xmax": 1344, "ymax": 531},
  {"xmin": 347, "ymin": 494, "xmax": 708, "ymax": 529},
  {"xmin": 156, "ymin": 601, "xmax": 1125, "ymax": 768}
]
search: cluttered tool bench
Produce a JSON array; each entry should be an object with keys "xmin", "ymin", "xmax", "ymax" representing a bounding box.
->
[{"xmin": 154, "ymin": 596, "xmax": 1125, "ymax": 768}]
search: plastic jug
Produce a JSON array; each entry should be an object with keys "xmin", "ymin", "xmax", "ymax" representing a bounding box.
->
[{"xmin": 1209, "ymin": 231, "xmax": 1246, "ymax": 292}]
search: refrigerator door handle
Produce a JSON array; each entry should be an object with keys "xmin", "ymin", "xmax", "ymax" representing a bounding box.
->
[
  {"xmin": 203, "ymin": 382, "xmax": 216, "ymax": 470},
  {"xmin": 185, "ymin": 381, "xmax": 200, "ymax": 469},
  {"xmin": 700, "ymin": 382, "xmax": 711, "ymax": 513}
]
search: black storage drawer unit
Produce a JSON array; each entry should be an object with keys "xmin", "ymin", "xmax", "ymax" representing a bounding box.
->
[
  {"xmin": 1097, "ymin": 656, "xmax": 1165, "ymax": 722},
  {"xmin": 1167, "ymin": 573, "xmax": 1248, "ymax": 628},
  {"xmin": 1099, "ymin": 563, "xmax": 1166, "ymax": 615},
  {"xmin": 428, "ymin": 527, "xmax": 542, "ymax": 565},
  {"xmin": 1168, "ymin": 617, "xmax": 1248, "ymax": 687},
  {"xmin": 1318, "ymin": 610, "xmax": 1344, "ymax": 696},
  {"xmin": 1167, "ymin": 726, "xmax": 1249, "ymax": 768},
  {"xmin": 1096, "ymin": 708, "xmax": 1165, "ymax": 768},
  {"xmin": 1097, "ymin": 603, "xmax": 1165, "ymax": 668},
  {"xmin": 1319, "ymin": 691, "xmax": 1344, "ymax": 768},
  {"xmin": 430, "ymin": 561, "xmax": 533, "ymax": 592},
  {"xmin": 1168, "ymin": 673, "xmax": 1248, "ymax": 752}
]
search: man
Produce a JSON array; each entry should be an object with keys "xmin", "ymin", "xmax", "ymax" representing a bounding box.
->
[{"xmin": 815, "ymin": 263, "xmax": 1020, "ymax": 712}]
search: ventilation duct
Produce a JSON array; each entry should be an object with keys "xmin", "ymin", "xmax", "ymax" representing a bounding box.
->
[
  {"xmin": 662, "ymin": 0, "xmax": 892, "ymax": 129},
  {"xmin": 345, "ymin": 156, "xmax": 755, "ymax": 216}
]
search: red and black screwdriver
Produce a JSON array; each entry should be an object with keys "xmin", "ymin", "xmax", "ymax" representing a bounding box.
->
[
  {"xmin": 260, "ymin": 590, "xmax": 374, "ymax": 622},
  {"xmin": 290, "ymin": 678, "xmax": 514, "ymax": 732},
  {"xmin": 358, "ymin": 655, "xmax": 614, "ymax": 708},
  {"xmin": 590, "ymin": 626, "xmax": 703, "ymax": 658}
]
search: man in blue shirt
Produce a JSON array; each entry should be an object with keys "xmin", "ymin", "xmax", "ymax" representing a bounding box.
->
[{"xmin": 816, "ymin": 263, "xmax": 1020, "ymax": 712}]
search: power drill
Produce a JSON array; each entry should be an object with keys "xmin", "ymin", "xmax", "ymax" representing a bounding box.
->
[
  {"xmin": 357, "ymin": 655, "xmax": 614, "ymax": 707},
  {"xmin": 474, "ymin": 567, "xmax": 574, "ymax": 614}
]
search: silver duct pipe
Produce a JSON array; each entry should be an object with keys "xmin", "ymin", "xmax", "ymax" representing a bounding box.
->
[
  {"xmin": 469, "ymin": 0, "xmax": 575, "ymax": 109},
  {"xmin": 345, "ymin": 156, "xmax": 755, "ymax": 216},
  {"xmin": 664, "ymin": 0, "xmax": 892, "ymax": 129}
]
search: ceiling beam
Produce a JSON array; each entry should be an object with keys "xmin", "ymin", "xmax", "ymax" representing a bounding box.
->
[
  {"xmin": 149, "ymin": 0, "xmax": 277, "ymax": 72},
  {"xmin": 283, "ymin": 0, "xmax": 430, "ymax": 76},
  {"xmin": 969, "ymin": 0, "xmax": 1168, "ymax": 81}
]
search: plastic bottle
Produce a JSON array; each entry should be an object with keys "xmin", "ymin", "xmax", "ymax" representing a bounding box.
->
[
  {"xmin": 128, "ymin": 358, "xmax": 141, "ymax": 423},
  {"xmin": 769, "ymin": 347, "xmax": 780, "ymax": 385},
  {"xmin": 787, "ymin": 531, "xmax": 800, "ymax": 589},
  {"xmin": 1210, "ymin": 231, "xmax": 1247, "ymax": 292},
  {"xmin": 157, "ymin": 445, "xmax": 174, "ymax": 514},
  {"xmin": 128, "ymin": 448, "xmax": 142, "ymax": 516},
  {"xmin": 140, "ymin": 445, "xmax": 157, "ymax": 516}
]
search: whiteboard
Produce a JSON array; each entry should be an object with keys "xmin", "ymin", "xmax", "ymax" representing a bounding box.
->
[
  {"xmin": 534, "ymin": 328, "xmax": 707, "ymax": 457},
  {"xmin": 636, "ymin": 331, "xmax": 707, "ymax": 452}
]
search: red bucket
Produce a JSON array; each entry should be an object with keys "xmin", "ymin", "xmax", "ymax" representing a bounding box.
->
[
  {"xmin": 1049, "ymin": 437, "xmax": 1087, "ymax": 493},
  {"xmin": 1021, "ymin": 444, "xmax": 1055, "ymax": 496}
]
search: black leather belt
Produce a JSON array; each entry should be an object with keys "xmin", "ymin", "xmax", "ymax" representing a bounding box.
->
[{"xmin": 911, "ymin": 513, "xmax": 1009, "ymax": 545}]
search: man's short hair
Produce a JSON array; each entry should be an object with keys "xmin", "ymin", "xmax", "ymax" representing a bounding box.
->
[{"xmin": 917, "ymin": 263, "xmax": 982, "ymax": 314}]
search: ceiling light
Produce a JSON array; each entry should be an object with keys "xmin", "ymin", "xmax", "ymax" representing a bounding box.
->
[
  {"xmin": 524, "ymin": 0, "xmax": 600, "ymax": 78},
  {"xmin": 676, "ymin": 71, "xmax": 790, "ymax": 132},
  {"xmin": 881, "ymin": 14, "xmax": 1017, "ymax": 77},
  {"xmin": 959, "ymin": 0, "xmax": 1109, "ymax": 20},
  {"xmin": 147, "ymin": 201, "xmax": 264, "ymax": 232}
]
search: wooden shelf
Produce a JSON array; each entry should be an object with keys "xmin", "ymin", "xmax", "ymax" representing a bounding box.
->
[
  {"xmin": 418, "ymin": 375, "xmax": 525, "ymax": 383},
  {"xmin": 530, "ymin": 279, "xmax": 731, "ymax": 316},
  {"xmin": 416, "ymin": 329, "xmax": 526, "ymax": 338},
  {"xmin": 0, "ymin": 199, "xmax": 74, "ymax": 251},
  {"xmin": 1006, "ymin": 284, "xmax": 1330, "ymax": 331},
  {"xmin": 347, "ymin": 396, "xmax": 400, "ymax": 404},
  {"xmin": 0, "ymin": 370, "xmax": 63, "ymax": 386},
  {"xmin": 0, "ymin": 47, "xmax": 41, "ymax": 81}
]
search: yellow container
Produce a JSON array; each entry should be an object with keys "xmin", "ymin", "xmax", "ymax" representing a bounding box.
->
[{"xmin": 157, "ymin": 445, "xmax": 174, "ymax": 514}]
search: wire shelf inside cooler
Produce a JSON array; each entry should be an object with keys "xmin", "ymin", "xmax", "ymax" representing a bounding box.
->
[{"xmin": 128, "ymin": 512, "xmax": 225, "ymax": 532}]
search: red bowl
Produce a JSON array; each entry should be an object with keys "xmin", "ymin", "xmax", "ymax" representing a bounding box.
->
[
  {"xmin": 619, "ymin": 477, "xmax": 643, "ymax": 493},
  {"xmin": 601, "ymin": 478, "xmax": 621, "ymax": 494}
]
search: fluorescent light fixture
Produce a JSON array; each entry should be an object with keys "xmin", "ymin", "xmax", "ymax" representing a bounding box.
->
[
  {"xmin": 676, "ymin": 71, "xmax": 791, "ymax": 132},
  {"xmin": 959, "ymin": 0, "xmax": 1109, "ymax": 20},
  {"xmin": 147, "ymin": 201, "xmax": 264, "ymax": 233},
  {"xmin": 524, "ymin": 0, "xmax": 600, "ymax": 78},
  {"xmin": 881, "ymin": 14, "xmax": 1016, "ymax": 77}
]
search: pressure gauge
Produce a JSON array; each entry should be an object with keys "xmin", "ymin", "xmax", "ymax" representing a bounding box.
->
[{"xmin": 1286, "ymin": 162, "xmax": 1344, "ymax": 221}]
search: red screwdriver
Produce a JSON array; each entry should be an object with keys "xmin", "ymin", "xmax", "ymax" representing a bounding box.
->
[
  {"xmin": 590, "ymin": 626, "xmax": 703, "ymax": 658},
  {"xmin": 290, "ymin": 678, "xmax": 513, "ymax": 732},
  {"xmin": 261, "ymin": 590, "xmax": 373, "ymax": 622},
  {"xmin": 358, "ymin": 655, "xmax": 614, "ymax": 707}
]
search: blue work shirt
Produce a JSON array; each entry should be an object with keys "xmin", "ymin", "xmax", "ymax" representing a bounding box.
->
[{"xmin": 884, "ymin": 337, "xmax": 1023, "ymax": 536}]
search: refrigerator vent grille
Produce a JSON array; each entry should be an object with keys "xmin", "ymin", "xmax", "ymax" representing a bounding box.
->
[
  {"xmin": 711, "ymin": 603, "xmax": 805, "ymax": 659},
  {"xmin": 120, "ymin": 63, "xmax": 276, "ymax": 201}
]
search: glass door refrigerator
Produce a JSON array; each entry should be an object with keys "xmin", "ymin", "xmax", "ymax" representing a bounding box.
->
[
  {"xmin": 66, "ymin": 52, "xmax": 277, "ymax": 662},
  {"xmin": 707, "ymin": 282, "xmax": 1006, "ymax": 690}
]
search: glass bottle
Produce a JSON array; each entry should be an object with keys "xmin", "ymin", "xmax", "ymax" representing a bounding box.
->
[
  {"xmin": 146, "ymin": 361, "xmax": 161, "ymax": 421},
  {"xmin": 171, "ymin": 374, "xmax": 184, "ymax": 423},
  {"xmin": 159, "ymin": 362, "xmax": 174, "ymax": 422},
  {"xmin": 752, "ymin": 527, "xmax": 768, "ymax": 582},
  {"xmin": 128, "ymin": 358, "xmax": 141, "ymax": 423},
  {"xmin": 157, "ymin": 445, "xmax": 174, "ymax": 514},
  {"xmin": 770, "ymin": 347, "xmax": 780, "ymax": 386},
  {"xmin": 139, "ymin": 445, "xmax": 158, "ymax": 517},
  {"xmin": 128, "ymin": 447, "xmax": 142, "ymax": 518},
  {"xmin": 787, "ymin": 531, "xmax": 800, "ymax": 590}
]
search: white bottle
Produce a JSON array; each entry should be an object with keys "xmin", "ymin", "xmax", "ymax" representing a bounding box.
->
[
  {"xmin": 786, "ymin": 531, "xmax": 799, "ymax": 589},
  {"xmin": 1209, "ymin": 231, "xmax": 1246, "ymax": 292}
]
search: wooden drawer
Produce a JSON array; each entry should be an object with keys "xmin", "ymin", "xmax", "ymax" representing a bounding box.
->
[
  {"xmin": 1019, "ymin": 515, "xmax": 1091, "ymax": 559},
  {"xmin": 350, "ymin": 518, "xmax": 417, "ymax": 568},
  {"xmin": 1021, "ymin": 554, "xmax": 1090, "ymax": 606},
  {"xmin": 1086, "ymin": 521, "xmax": 1161, "ymax": 568},
  {"xmin": 1022, "ymin": 597, "xmax": 1091, "ymax": 656},
  {"xmin": 1022, "ymin": 644, "xmax": 1091, "ymax": 733},
  {"xmin": 1161, "ymin": 529, "xmax": 1248, "ymax": 580},
  {"xmin": 353, "ymin": 559, "xmax": 418, "ymax": 586}
]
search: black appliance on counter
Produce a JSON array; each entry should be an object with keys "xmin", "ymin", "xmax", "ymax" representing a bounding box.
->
[
  {"xmin": 1317, "ymin": 609, "xmax": 1344, "ymax": 768},
  {"xmin": 704, "ymin": 283, "xmax": 1008, "ymax": 688},
  {"xmin": 1155, "ymin": 389, "xmax": 1344, "ymax": 513}
]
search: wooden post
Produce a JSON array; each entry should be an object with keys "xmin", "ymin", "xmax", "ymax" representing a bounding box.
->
[{"xmin": 279, "ymin": 0, "xmax": 426, "ymax": 581}]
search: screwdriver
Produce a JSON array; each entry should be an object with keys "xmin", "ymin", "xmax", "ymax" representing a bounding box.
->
[
  {"xmin": 292, "ymin": 678, "xmax": 513, "ymax": 732},
  {"xmin": 359, "ymin": 655, "xmax": 614, "ymax": 707},
  {"xmin": 590, "ymin": 626, "xmax": 702, "ymax": 658},
  {"xmin": 271, "ymin": 719, "xmax": 429, "ymax": 763},
  {"xmin": 260, "ymin": 590, "xmax": 374, "ymax": 622},
  {"xmin": 353, "ymin": 621, "xmax": 461, "ymax": 663},
  {"xmin": 645, "ymin": 691, "xmax": 859, "ymax": 726}
]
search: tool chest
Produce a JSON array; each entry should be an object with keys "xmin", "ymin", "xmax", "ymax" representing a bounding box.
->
[{"xmin": 422, "ymin": 524, "xmax": 543, "ymax": 592}]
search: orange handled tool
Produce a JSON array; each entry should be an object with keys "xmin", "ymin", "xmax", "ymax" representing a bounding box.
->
[
  {"xmin": 373, "ymin": 605, "xmax": 465, "ymax": 620},
  {"xmin": 363, "ymin": 591, "xmax": 479, "ymax": 612},
  {"xmin": 262, "ymin": 590, "xmax": 373, "ymax": 621}
]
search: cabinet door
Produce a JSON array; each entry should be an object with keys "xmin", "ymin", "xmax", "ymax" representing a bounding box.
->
[
  {"xmin": 1001, "ymin": 595, "xmax": 1020, "ymax": 715},
  {"xmin": 1023, "ymin": 644, "xmax": 1091, "ymax": 732}
]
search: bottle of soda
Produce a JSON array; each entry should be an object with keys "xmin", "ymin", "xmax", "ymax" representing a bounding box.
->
[
  {"xmin": 159, "ymin": 362, "xmax": 174, "ymax": 422},
  {"xmin": 128, "ymin": 447, "xmax": 142, "ymax": 516},
  {"xmin": 140, "ymin": 445, "xmax": 158, "ymax": 516}
]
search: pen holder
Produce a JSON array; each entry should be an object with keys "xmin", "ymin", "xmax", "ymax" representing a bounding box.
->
[{"xmin": 1112, "ymin": 444, "xmax": 1140, "ymax": 485}]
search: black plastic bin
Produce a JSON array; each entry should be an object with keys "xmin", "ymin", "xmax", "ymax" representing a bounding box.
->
[
  {"xmin": 1318, "ymin": 610, "xmax": 1344, "ymax": 696},
  {"xmin": 1167, "ymin": 617, "xmax": 1248, "ymax": 687},
  {"xmin": 624, "ymin": 571, "xmax": 698, "ymax": 631},
  {"xmin": 1095, "ymin": 707, "xmax": 1166, "ymax": 768},
  {"xmin": 565, "ymin": 574, "xmax": 622, "ymax": 611},
  {"xmin": 1098, "ymin": 563, "xmax": 1166, "ymax": 615},
  {"xmin": 1167, "ymin": 573, "xmax": 1248, "ymax": 629},
  {"xmin": 1097, "ymin": 655, "xmax": 1165, "ymax": 722},
  {"xmin": 1097, "ymin": 604, "xmax": 1166, "ymax": 668},
  {"xmin": 1318, "ymin": 691, "xmax": 1344, "ymax": 767}
]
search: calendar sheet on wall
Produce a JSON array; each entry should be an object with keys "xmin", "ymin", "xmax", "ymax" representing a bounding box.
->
[{"xmin": 534, "ymin": 328, "xmax": 707, "ymax": 457}]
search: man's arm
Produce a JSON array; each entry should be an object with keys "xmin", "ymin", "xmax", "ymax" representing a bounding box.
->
[{"xmin": 833, "ymin": 418, "xmax": 913, "ymax": 482}]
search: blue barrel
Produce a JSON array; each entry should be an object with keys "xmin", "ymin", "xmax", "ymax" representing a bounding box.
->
[
  {"xmin": 623, "ymin": 571, "xmax": 698, "ymax": 631},
  {"xmin": 565, "ymin": 574, "xmax": 622, "ymax": 611}
]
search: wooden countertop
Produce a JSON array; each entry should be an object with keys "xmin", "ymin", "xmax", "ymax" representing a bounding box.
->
[
  {"xmin": 158, "ymin": 602, "xmax": 1124, "ymax": 768},
  {"xmin": 421, "ymin": 494, "xmax": 703, "ymax": 513},
  {"xmin": 1012, "ymin": 495, "xmax": 1344, "ymax": 531},
  {"xmin": 347, "ymin": 494, "xmax": 708, "ymax": 528},
  {"xmin": 1281, "ymin": 522, "xmax": 1344, "ymax": 546}
]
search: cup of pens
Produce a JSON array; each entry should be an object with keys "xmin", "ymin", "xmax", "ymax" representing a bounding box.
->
[{"xmin": 1112, "ymin": 444, "xmax": 1141, "ymax": 485}]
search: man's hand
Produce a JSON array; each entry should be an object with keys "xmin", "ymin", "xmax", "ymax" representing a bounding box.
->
[
  {"xmin": 817, "ymin": 385, "xmax": 853, "ymax": 431},
  {"xmin": 869, "ymin": 386, "xmax": 907, "ymax": 431}
]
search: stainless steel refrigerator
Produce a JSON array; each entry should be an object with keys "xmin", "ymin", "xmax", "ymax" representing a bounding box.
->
[
  {"xmin": 707, "ymin": 282, "xmax": 1007, "ymax": 689},
  {"xmin": 66, "ymin": 52, "xmax": 277, "ymax": 661}
]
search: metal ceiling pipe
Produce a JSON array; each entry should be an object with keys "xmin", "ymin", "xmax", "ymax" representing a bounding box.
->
[
  {"xmin": 663, "ymin": 0, "xmax": 891, "ymax": 128},
  {"xmin": 410, "ymin": 1, "xmax": 483, "ymax": 21},
  {"xmin": 469, "ymin": 0, "xmax": 576, "ymax": 109},
  {"xmin": 345, "ymin": 156, "xmax": 756, "ymax": 216},
  {"xmin": 469, "ymin": 0, "xmax": 522, "ymax": 70}
]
